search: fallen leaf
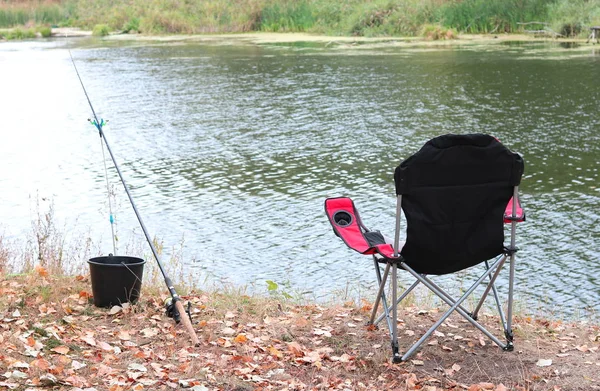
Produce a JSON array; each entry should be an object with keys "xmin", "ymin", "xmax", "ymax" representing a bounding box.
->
[
  {"xmin": 117, "ymin": 330, "xmax": 131, "ymax": 341},
  {"xmin": 313, "ymin": 328, "xmax": 332, "ymax": 337},
  {"xmin": 72, "ymin": 360, "xmax": 87, "ymax": 370},
  {"xmin": 81, "ymin": 335, "xmax": 96, "ymax": 346},
  {"xmin": 288, "ymin": 342, "xmax": 305, "ymax": 357},
  {"xmin": 36, "ymin": 265, "xmax": 49, "ymax": 277},
  {"xmin": 234, "ymin": 334, "xmax": 248, "ymax": 343},
  {"xmin": 140, "ymin": 328, "xmax": 159, "ymax": 338},
  {"xmin": 39, "ymin": 373, "xmax": 58, "ymax": 386},
  {"xmin": 536, "ymin": 359, "xmax": 552, "ymax": 367},
  {"xmin": 221, "ymin": 327, "xmax": 236, "ymax": 335},
  {"xmin": 51, "ymin": 345, "xmax": 70, "ymax": 355},
  {"xmin": 268, "ymin": 346, "xmax": 283, "ymax": 359},
  {"xmin": 0, "ymin": 381, "xmax": 19, "ymax": 390},
  {"xmin": 8, "ymin": 361, "xmax": 29, "ymax": 369},
  {"xmin": 30, "ymin": 358, "xmax": 51, "ymax": 370},
  {"xmin": 109, "ymin": 306, "xmax": 123, "ymax": 315},
  {"xmin": 128, "ymin": 363, "xmax": 148, "ymax": 372},
  {"xmin": 8, "ymin": 371, "xmax": 28, "ymax": 379}
]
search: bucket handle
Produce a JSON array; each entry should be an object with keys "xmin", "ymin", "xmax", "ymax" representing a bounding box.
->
[
  {"xmin": 120, "ymin": 261, "xmax": 143, "ymax": 284},
  {"xmin": 120, "ymin": 262, "xmax": 144, "ymax": 303}
]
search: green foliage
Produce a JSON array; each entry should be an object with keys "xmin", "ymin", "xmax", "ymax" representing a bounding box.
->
[
  {"xmin": 38, "ymin": 26, "xmax": 52, "ymax": 37},
  {"xmin": 547, "ymin": 0, "xmax": 600, "ymax": 37},
  {"xmin": 438, "ymin": 0, "xmax": 552, "ymax": 34},
  {"xmin": 421, "ymin": 23, "xmax": 457, "ymax": 40},
  {"xmin": 345, "ymin": 0, "xmax": 449, "ymax": 37},
  {"xmin": 123, "ymin": 17, "xmax": 140, "ymax": 33},
  {"xmin": 2, "ymin": 27, "xmax": 36, "ymax": 40},
  {"xmin": 266, "ymin": 280, "xmax": 279, "ymax": 291},
  {"xmin": 1, "ymin": 0, "xmax": 600, "ymax": 37},
  {"xmin": 0, "ymin": 3, "xmax": 68, "ymax": 28},
  {"xmin": 92, "ymin": 23, "xmax": 110, "ymax": 36},
  {"xmin": 266, "ymin": 280, "xmax": 293, "ymax": 299},
  {"xmin": 259, "ymin": 1, "xmax": 315, "ymax": 32}
]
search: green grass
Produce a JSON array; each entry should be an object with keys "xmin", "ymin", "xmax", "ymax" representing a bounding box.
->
[
  {"xmin": 0, "ymin": 0, "xmax": 589, "ymax": 37},
  {"xmin": 1, "ymin": 1, "xmax": 600, "ymax": 40},
  {"xmin": 547, "ymin": 0, "xmax": 600, "ymax": 36},
  {"xmin": 0, "ymin": 27, "xmax": 36, "ymax": 40},
  {"xmin": 0, "ymin": 3, "xmax": 68, "ymax": 28},
  {"xmin": 438, "ymin": 0, "xmax": 553, "ymax": 34}
]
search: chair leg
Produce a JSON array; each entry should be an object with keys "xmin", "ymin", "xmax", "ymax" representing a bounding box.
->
[
  {"xmin": 506, "ymin": 252, "xmax": 516, "ymax": 348},
  {"xmin": 369, "ymin": 262, "xmax": 391, "ymax": 328},
  {"xmin": 373, "ymin": 279, "xmax": 420, "ymax": 326},
  {"xmin": 471, "ymin": 256, "xmax": 507, "ymax": 320},
  {"xmin": 391, "ymin": 263, "xmax": 401, "ymax": 363}
]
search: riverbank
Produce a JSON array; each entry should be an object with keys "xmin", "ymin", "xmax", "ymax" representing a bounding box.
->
[{"xmin": 1, "ymin": 271, "xmax": 598, "ymax": 391}]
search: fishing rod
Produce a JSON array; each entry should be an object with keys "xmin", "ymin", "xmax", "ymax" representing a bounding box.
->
[{"xmin": 68, "ymin": 50, "xmax": 200, "ymax": 347}]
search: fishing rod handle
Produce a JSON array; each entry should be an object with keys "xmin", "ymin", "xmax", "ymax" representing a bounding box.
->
[{"xmin": 175, "ymin": 300, "xmax": 200, "ymax": 346}]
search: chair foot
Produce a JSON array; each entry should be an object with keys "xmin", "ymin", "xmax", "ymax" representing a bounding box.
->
[
  {"xmin": 391, "ymin": 344, "xmax": 403, "ymax": 363},
  {"xmin": 503, "ymin": 342, "xmax": 514, "ymax": 352}
]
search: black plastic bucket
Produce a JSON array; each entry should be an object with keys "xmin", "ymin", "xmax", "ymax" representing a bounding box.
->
[{"xmin": 88, "ymin": 255, "xmax": 146, "ymax": 308}]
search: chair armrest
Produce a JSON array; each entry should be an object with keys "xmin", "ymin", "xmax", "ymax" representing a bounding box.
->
[{"xmin": 504, "ymin": 196, "xmax": 525, "ymax": 223}]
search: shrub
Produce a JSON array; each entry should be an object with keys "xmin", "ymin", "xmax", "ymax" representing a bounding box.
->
[
  {"xmin": 122, "ymin": 17, "xmax": 140, "ymax": 33},
  {"xmin": 547, "ymin": 0, "xmax": 600, "ymax": 37},
  {"xmin": 38, "ymin": 26, "xmax": 52, "ymax": 37},
  {"xmin": 5, "ymin": 27, "xmax": 36, "ymax": 40},
  {"xmin": 421, "ymin": 23, "xmax": 457, "ymax": 40},
  {"xmin": 92, "ymin": 23, "xmax": 110, "ymax": 36}
]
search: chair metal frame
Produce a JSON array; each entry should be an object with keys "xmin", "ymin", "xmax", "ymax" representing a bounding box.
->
[{"xmin": 370, "ymin": 187, "xmax": 521, "ymax": 362}]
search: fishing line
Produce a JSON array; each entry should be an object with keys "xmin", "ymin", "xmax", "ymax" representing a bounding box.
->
[
  {"xmin": 100, "ymin": 138, "xmax": 117, "ymax": 254},
  {"xmin": 68, "ymin": 48, "xmax": 117, "ymax": 254}
]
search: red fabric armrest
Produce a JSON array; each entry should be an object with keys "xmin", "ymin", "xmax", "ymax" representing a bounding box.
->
[{"xmin": 504, "ymin": 196, "xmax": 525, "ymax": 223}]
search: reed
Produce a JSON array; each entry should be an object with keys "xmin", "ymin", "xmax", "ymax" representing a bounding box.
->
[
  {"xmin": 437, "ymin": 0, "xmax": 552, "ymax": 34},
  {"xmin": 0, "ymin": 1, "xmax": 66, "ymax": 28},
  {"xmin": 547, "ymin": 0, "xmax": 600, "ymax": 36},
  {"xmin": 259, "ymin": 1, "xmax": 315, "ymax": 32}
]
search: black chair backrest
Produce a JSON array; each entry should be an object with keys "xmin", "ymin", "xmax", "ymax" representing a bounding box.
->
[{"xmin": 394, "ymin": 134, "xmax": 524, "ymax": 275}]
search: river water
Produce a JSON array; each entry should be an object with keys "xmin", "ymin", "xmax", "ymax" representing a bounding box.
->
[{"xmin": 0, "ymin": 36, "xmax": 598, "ymax": 318}]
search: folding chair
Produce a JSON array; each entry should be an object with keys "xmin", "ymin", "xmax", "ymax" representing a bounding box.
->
[{"xmin": 325, "ymin": 134, "xmax": 525, "ymax": 362}]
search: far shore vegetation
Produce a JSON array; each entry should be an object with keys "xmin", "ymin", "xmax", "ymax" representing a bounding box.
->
[{"xmin": 1, "ymin": 0, "xmax": 600, "ymax": 40}]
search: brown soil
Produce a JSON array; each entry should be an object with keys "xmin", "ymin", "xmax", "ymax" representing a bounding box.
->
[{"xmin": 0, "ymin": 272, "xmax": 598, "ymax": 391}]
